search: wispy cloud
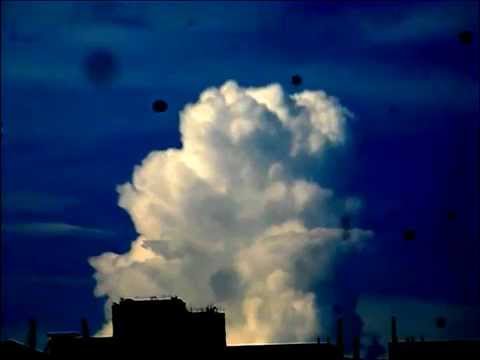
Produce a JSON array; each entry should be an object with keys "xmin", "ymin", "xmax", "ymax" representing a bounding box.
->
[
  {"xmin": 356, "ymin": 2, "xmax": 477, "ymax": 45},
  {"xmin": 10, "ymin": 275, "xmax": 92, "ymax": 287},
  {"xmin": 3, "ymin": 192, "xmax": 80, "ymax": 214},
  {"xmin": 3, "ymin": 222, "xmax": 115, "ymax": 238}
]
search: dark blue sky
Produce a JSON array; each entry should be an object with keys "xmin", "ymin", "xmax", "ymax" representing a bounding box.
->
[{"xmin": 1, "ymin": 0, "xmax": 479, "ymax": 349}]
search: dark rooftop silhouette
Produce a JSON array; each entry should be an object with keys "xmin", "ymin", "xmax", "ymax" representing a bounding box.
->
[
  {"xmin": 2, "ymin": 297, "xmax": 480, "ymax": 359},
  {"xmin": 388, "ymin": 316, "xmax": 480, "ymax": 360}
]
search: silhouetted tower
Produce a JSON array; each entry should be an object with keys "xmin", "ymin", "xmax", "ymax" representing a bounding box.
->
[
  {"xmin": 336, "ymin": 317, "xmax": 344, "ymax": 360},
  {"xmin": 26, "ymin": 319, "xmax": 37, "ymax": 350},
  {"xmin": 391, "ymin": 316, "xmax": 398, "ymax": 344},
  {"xmin": 353, "ymin": 335, "xmax": 360, "ymax": 360},
  {"xmin": 81, "ymin": 318, "xmax": 90, "ymax": 338}
]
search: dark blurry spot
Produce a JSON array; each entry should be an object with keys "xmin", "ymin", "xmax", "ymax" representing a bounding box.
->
[
  {"xmin": 447, "ymin": 210, "xmax": 457, "ymax": 221},
  {"xmin": 186, "ymin": 18, "xmax": 196, "ymax": 28},
  {"xmin": 388, "ymin": 105, "xmax": 399, "ymax": 114},
  {"xmin": 435, "ymin": 316, "xmax": 447, "ymax": 329},
  {"xmin": 84, "ymin": 49, "xmax": 118, "ymax": 86},
  {"xmin": 403, "ymin": 228, "xmax": 415, "ymax": 241},
  {"xmin": 9, "ymin": 27, "xmax": 37, "ymax": 44},
  {"xmin": 458, "ymin": 30, "xmax": 473, "ymax": 45},
  {"xmin": 333, "ymin": 304, "xmax": 343, "ymax": 315},
  {"xmin": 291, "ymin": 74, "xmax": 302, "ymax": 86},
  {"xmin": 210, "ymin": 268, "xmax": 241, "ymax": 302},
  {"xmin": 91, "ymin": 1, "xmax": 116, "ymax": 20},
  {"xmin": 152, "ymin": 99, "xmax": 168, "ymax": 113}
]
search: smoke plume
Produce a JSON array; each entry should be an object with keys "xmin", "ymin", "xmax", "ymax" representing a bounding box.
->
[{"xmin": 89, "ymin": 81, "xmax": 372, "ymax": 343}]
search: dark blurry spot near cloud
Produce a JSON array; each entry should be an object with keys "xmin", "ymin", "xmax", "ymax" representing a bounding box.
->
[
  {"xmin": 447, "ymin": 210, "xmax": 457, "ymax": 221},
  {"xmin": 209, "ymin": 268, "xmax": 242, "ymax": 302},
  {"xmin": 152, "ymin": 99, "xmax": 168, "ymax": 113},
  {"xmin": 403, "ymin": 228, "xmax": 415, "ymax": 241},
  {"xmin": 458, "ymin": 30, "xmax": 473, "ymax": 45},
  {"xmin": 291, "ymin": 74, "xmax": 302, "ymax": 86},
  {"xmin": 84, "ymin": 49, "xmax": 118, "ymax": 86}
]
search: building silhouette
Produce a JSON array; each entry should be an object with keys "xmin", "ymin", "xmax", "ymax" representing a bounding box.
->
[
  {"xmin": 112, "ymin": 296, "xmax": 225, "ymax": 350},
  {"xmin": 388, "ymin": 316, "xmax": 480, "ymax": 360},
  {"xmin": 42, "ymin": 296, "xmax": 339, "ymax": 358},
  {"xmin": 2, "ymin": 297, "xmax": 480, "ymax": 359}
]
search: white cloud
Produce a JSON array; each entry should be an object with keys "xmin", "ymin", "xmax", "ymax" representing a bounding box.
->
[{"xmin": 89, "ymin": 81, "xmax": 372, "ymax": 344}]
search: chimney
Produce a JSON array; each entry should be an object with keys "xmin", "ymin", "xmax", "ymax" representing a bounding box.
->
[
  {"xmin": 336, "ymin": 317, "xmax": 344, "ymax": 360},
  {"xmin": 353, "ymin": 335, "xmax": 360, "ymax": 360},
  {"xmin": 26, "ymin": 319, "xmax": 37, "ymax": 350},
  {"xmin": 391, "ymin": 316, "xmax": 398, "ymax": 344},
  {"xmin": 81, "ymin": 318, "xmax": 90, "ymax": 338}
]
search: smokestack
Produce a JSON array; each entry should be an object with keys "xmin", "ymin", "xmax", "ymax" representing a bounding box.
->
[
  {"xmin": 26, "ymin": 319, "xmax": 37, "ymax": 350},
  {"xmin": 81, "ymin": 318, "xmax": 90, "ymax": 338},
  {"xmin": 336, "ymin": 317, "xmax": 344, "ymax": 359},
  {"xmin": 353, "ymin": 335, "xmax": 360, "ymax": 360},
  {"xmin": 391, "ymin": 316, "xmax": 398, "ymax": 344}
]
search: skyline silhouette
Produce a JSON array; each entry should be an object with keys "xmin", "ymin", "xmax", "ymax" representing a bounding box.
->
[
  {"xmin": 2, "ymin": 1, "xmax": 479, "ymax": 356},
  {"xmin": 2, "ymin": 296, "xmax": 480, "ymax": 359}
]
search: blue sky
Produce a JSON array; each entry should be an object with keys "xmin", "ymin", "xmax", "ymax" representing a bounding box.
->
[{"xmin": 1, "ymin": 0, "xmax": 479, "ymax": 351}]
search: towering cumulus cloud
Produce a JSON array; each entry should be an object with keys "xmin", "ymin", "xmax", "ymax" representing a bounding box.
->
[{"xmin": 89, "ymin": 81, "xmax": 372, "ymax": 344}]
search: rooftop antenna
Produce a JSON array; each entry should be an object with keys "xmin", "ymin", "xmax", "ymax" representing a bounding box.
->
[
  {"xmin": 81, "ymin": 318, "xmax": 90, "ymax": 338},
  {"xmin": 336, "ymin": 317, "xmax": 344, "ymax": 360},
  {"xmin": 26, "ymin": 318, "xmax": 37, "ymax": 350},
  {"xmin": 391, "ymin": 316, "xmax": 398, "ymax": 344},
  {"xmin": 353, "ymin": 335, "xmax": 360, "ymax": 360}
]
